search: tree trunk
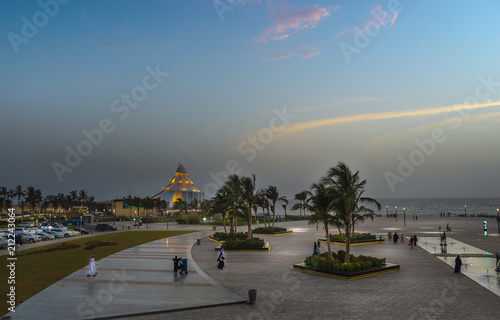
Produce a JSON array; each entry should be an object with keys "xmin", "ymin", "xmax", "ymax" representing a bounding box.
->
[
  {"xmin": 223, "ymin": 213, "xmax": 228, "ymax": 234},
  {"xmin": 272, "ymin": 205, "xmax": 276, "ymax": 227},
  {"xmin": 345, "ymin": 212, "xmax": 351, "ymax": 263},
  {"xmin": 247, "ymin": 216, "xmax": 252, "ymax": 239},
  {"xmin": 324, "ymin": 223, "xmax": 333, "ymax": 260}
]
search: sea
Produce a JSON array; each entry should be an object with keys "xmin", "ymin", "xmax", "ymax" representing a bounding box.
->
[{"xmin": 274, "ymin": 198, "xmax": 500, "ymax": 218}]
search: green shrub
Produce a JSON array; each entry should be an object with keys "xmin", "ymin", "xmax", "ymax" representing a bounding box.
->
[
  {"xmin": 353, "ymin": 263, "xmax": 362, "ymax": 270},
  {"xmin": 253, "ymin": 227, "xmax": 287, "ymax": 233},
  {"xmin": 223, "ymin": 238, "xmax": 264, "ymax": 248},
  {"xmin": 212, "ymin": 232, "xmax": 247, "ymax": 240},
  {"xmin": 84, "ymin": 240, "xmax": 118, "ymax": 250},
  {"xmin": 22, "ymin": 242, "xmax": 80, "ymax": 255},
  {"xmin": 304, "ymin": 250, "xmax": 384, "ymax": 272}
]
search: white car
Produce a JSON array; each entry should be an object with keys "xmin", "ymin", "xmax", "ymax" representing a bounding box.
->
[
  {"xmin": 51, "ymin": 228, "xmax": 72, "ymax": 237},
  {"xmin": 36, "ymin": 232, "xmax": 55, "ymax": 241},
  {"xmin": 46, "ymin": 231, "xmax": 63, "ymax": 239},
  {"xmin": 67, "ymin": 229, "xmax": 80, "ymax": 236},
  {"xmin": 17, "ymin": 232, "xmax": 40, "ymax": 243}
]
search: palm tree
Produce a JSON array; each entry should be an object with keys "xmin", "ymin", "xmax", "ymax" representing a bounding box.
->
[
  {"xmin": 220, "ymin": 174, "xmax": 245, "ymax": 236},
  {"xmin": 264, "ymin": 186, "xmax": 287, "ymax": 227},
  {"xmin": 78, "ymin": 189, "xmax": 89, "ymax": 212},
  {"xmin": 211, "ymin": 191, "xmax": 230, "ymax": 233},
  {"xmin": 241, "ymin": 174, "xmax": 257, "ymax": 239},
  {"xmin": 293, "ymin": 190, "xmax": 308, "ymax": 216},
  {"xmin": 25, "ymin": 186, "xmax": 42, "ymax": 216},
  {"xmin": 304, "ymin": 183, "xmax": 338, "ymax": 260},
  {"xmin": 255, "ymin": 191, "xmax": 269, "ymax": 228},
  {"xmin": 173, "ymin": 198, "xmax": 188, "ymax": 216},
  {"xmin": 14, "ymin": 185, "xmax": 24, "ymax": 205},
  {"xmin": 188, "ymin": 198, "xmax": 200, "ymax": 213},
  {"xmin": 322, "ymin": 162, "xmax": 381, "ymax": 263},
  {"xmin": 0, "ymin": 186, "xmax": 6, "ymax": 215}
]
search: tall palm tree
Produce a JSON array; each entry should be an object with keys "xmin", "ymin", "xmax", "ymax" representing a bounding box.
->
[
  {"xmin": 304, "ymin": 182, "xmax": 338, "ymax": 260},
  {"xmin": 211, "ymin": 191, "xmax": 230, "ymax": 233},
  {"xmin": 293, "ymin": 190, "xmax": 308, "ymax": 216},
  {"xmin": 123, "ymin": 195, "xmax": 134, "ymax": 219},
  {"xmin": 322, "ymin": 162, "xmax": 381, "ymax": 263},
  {"xmin": 221, "ymin": 174, "xmax": 245, "ymax": 236},
  {"xmin": 255, "ymin": 191, "xmax": 269, "ymax": 228},
  {"xmin": 14, "ymin": 185, "xmax": 24, "ymax": 205},
  {"xmin": 25, "ymin": 186, "xmax": 42, "ymax": 216},
  {"xmin": 241, "ymin": 174, "xmax": 257, "ymax": 239},
  {"xmin": 264, "ymin": 186, "xmax": 287, "ymax": 227}
]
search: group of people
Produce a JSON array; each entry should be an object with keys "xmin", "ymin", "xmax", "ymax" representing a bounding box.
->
[{"xmin": 172, "ymin": 256, "xmax": 188, "ymax": 274}]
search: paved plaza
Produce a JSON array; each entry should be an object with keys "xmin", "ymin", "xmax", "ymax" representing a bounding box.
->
[{"xmin": 4, "ymin": 216, "xmax": 500, "ymax": 320}]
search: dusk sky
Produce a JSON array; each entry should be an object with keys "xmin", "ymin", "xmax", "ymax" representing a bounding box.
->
[{"xmin": 2, "ymin": 0, "xmax": 500, "ymax": 201}]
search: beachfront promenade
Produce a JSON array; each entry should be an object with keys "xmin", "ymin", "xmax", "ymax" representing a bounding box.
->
[{"xmin": 5, "ymin": 216, "xmax": 500, "ymax": 320}]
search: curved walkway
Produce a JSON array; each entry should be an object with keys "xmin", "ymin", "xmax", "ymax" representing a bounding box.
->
[{"xmin": 4, "ymin": 229, "xmax": 245, "ymax": 320}]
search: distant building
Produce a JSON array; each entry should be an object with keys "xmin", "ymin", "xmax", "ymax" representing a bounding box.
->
[{"xmin": 154, "ymin": 163, "xmax": 203, "ymax": 208}]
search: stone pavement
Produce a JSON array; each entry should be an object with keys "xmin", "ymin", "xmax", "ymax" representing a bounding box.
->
[
  {"xmin": 4, "ymin": 229, "xmax": 245, "ymax": 320},
  {"xmin": 5, "ymin": 216, "xmax": 500, "ymax": 320},
  {"xmin": 131, "ymin": 217, "xmax": 500, "ymax": 320}
]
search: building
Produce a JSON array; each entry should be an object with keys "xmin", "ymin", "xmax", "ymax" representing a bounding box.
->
[{"xmin": 154, "ymin": 163, "xmax": 204, "ymax": 208}]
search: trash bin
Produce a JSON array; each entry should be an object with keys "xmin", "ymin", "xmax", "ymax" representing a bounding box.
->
[
  {"xmin": 182, "ymin": 258, "xmax": 188, "ymax": 269},
  {"xmin": 197, "ymin": 239, "xmax": 201, "ymax": 245},
  {"xmin": 62, "ymin": 221, "xmax": 68, "ymax": 226},
  {"xmin": 248, "ymin": 289, "xmax": 257, "ymax": 305}
]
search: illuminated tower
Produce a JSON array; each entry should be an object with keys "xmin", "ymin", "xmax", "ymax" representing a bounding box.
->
[{"xmin": 154, "ymin": 163, "xmax": 203, "ymax": 208}]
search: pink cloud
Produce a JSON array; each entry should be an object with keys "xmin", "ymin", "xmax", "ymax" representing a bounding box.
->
[
  {"xmin": 261, "ymin": 54, "xmax": 293, "ymax": 62},
  {"xmin": 254, "ymin": 1, "xmax": 331, "ymax": 43},
  {"xmin": 298, "ymin": 45, "xmax": 320, "ymax": 58},
  {"xmin": 337, "ymin": 5, "xmax": 398, "ymax": 39},
  {"xmin": 389, "ymin": 11, "xmax": 398, "ymax": 28}
]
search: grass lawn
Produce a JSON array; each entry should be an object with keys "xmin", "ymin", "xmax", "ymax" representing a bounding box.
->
[{"xmin": 0, "ymin": 230, "xmax": 192, "ymax": 315}]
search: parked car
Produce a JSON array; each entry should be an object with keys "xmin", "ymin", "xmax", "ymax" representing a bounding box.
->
[
  {"xmin": 46, "ymin": 231, "xmax": 62, "ymax": 239},
  {"xmin": 36, "ymin": 232, "xmax": 55, "ymax": 241},
  {"xmin": 15, "ymin": 233, "xmax": 28, "ymax": 245},
  {"xmin": 51, "ymin": 228, "xmax": 73, "ymax": 237},
  {"xmin": 95, "ymin": 223, "xmax": 117, "ymax": 231},
  {"xmin": 67, "ymin": 229, "xmax": 80, "ymax": 236},
  {"xmin": 73, "ymin": 228, "xmax": 90, "ymax": 235},
  {"xmin": 17, "ymin": 232, "xmax": 40, "ymax": 243}
]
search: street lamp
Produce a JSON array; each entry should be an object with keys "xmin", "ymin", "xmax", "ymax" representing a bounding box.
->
[
  {"xmin": 465, "ymin": 205, "xmax": 467, "ymax": 216},
  {"xmin": 386, "ymin": 206, "xmax": 388, "ymax": 217},
  {"xmin": 395, "ymin": 207, "xmax": 398, "ymax": 222},
  {"xmin": 403, "ymin": 207, "xmax": 406, "ymax": 226},
  {"xmin": 497, "ymin": 209, "xmax": 499, "ymax": 234}
]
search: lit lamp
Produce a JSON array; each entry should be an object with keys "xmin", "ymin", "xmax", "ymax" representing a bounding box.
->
[
  {"xmin": 403, "ymin": 207, "xmax": 406, "ymax": 226},
  {"xmin": 465, "ymin": 205, "xmax": 467, "ymax": 216},
  {"xmin": 395, "ymin": 206, "xmax": 398, "ymax": 222}
]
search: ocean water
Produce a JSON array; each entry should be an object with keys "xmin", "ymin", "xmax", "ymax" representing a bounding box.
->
[{"xmin": 274, "ymin": 198, "xmax": 500, "ymax": 218}]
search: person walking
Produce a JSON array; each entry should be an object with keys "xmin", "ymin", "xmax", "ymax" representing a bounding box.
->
[
  {"xmin": 217, "ymin": 249, "xmax": 226, "ymax": 269},
  {"xmin": 413, "ymin": 235, "xmax": 418, "ymax": 246},
  {"xmin": 172, "ymin": 256, "xmax": 181, "ymax": 273},
  {"xmin": 454, "ymin": 255, "xmax": 462, "ymax": 273},
  {"xmin": 87, "ymin": 254, "xmax": 97, "ymax": 277},
  {"xmin": 400, "ymin": 234, "xmax": 405, "ymax": 243},
  {"xmin": 393, "ymin": 232, "xmax": 399, "ymax": 243},
  {"xmin": 313, "ymin": 242, "xmax": 318, "ymax": 255},
  {"xmin": 409, "ymin": 236, "xmax": 415, "ymax": 249}
]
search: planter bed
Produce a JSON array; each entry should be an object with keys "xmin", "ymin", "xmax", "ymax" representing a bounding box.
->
[
  {"xmin": 318, "ymin": 238, "xmax": 384, "ymax": 245},
  {"xmin": 293, "ymin": 262, "xmax": 399, "ymax": 280},
  {"xmin": 252, "ymin": 230, "xmax": 293, "ymax": 236},
  {"xmin": 215, "ymin": 242, "xmax": 271, "ymax": 252}
]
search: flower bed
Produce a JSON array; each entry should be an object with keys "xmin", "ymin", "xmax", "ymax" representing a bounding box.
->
[
  {"xmin": 216, "ymin": 238, "xmax": 270, "ymax": 251},
  {"xmin": 304, "ymin": 250, "xmax": 383, "ymax": 272},
  {"xmin": 252, "ymin": 227, "xmax": 291, "ymax": 235},
  {"xmin": 294, "ymin": 250, "xmax": 399, "ymax": 280}
]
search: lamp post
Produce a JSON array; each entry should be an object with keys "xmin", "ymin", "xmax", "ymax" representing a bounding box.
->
[
  {"xmin": 395, "ymin": 207, "xmax": 398, "ymax": 222},
  {"xmin": 403, "ymin": 207, "xmax": 406, "ymax": 226},
  {"xmin": 386, "ymin": 206, "xmax": 388, "ymax": 217},
  {"xmin": 465, "ymin": 205, "xmax": 467, "ymax": 217},
  {"xmin": 497, "ymin": 209, "xmax": 499, "ymax": 234}
]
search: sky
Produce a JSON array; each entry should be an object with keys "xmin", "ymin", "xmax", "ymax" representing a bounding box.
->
[{"xmin": 1, "ymin": 0, "xmax": 500, "ymax": 202}]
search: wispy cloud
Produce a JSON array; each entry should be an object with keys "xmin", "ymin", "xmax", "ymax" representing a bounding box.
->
[
  {"xmin": 254, "ymin": 1, "xmax": 331, "ymax": 43},
  {"xmin": 336, "ymin": 5, "xmax": 399, "ymax": 39},
  {"xmin": 261, "ymin": 54, "xmax": 292, "ymax": 61},
  {"xmin": 275, "ymin": 100, "xmax": 500, "ymax": 138},
  {"xmin": 298, "ymin": 45, "xmax": 320, "ymax": 58}
]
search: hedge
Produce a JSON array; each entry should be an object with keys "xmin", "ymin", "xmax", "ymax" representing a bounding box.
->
[{"xmin": 304, "ymin": 250, "xmax": 384, "ymax": 271}]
